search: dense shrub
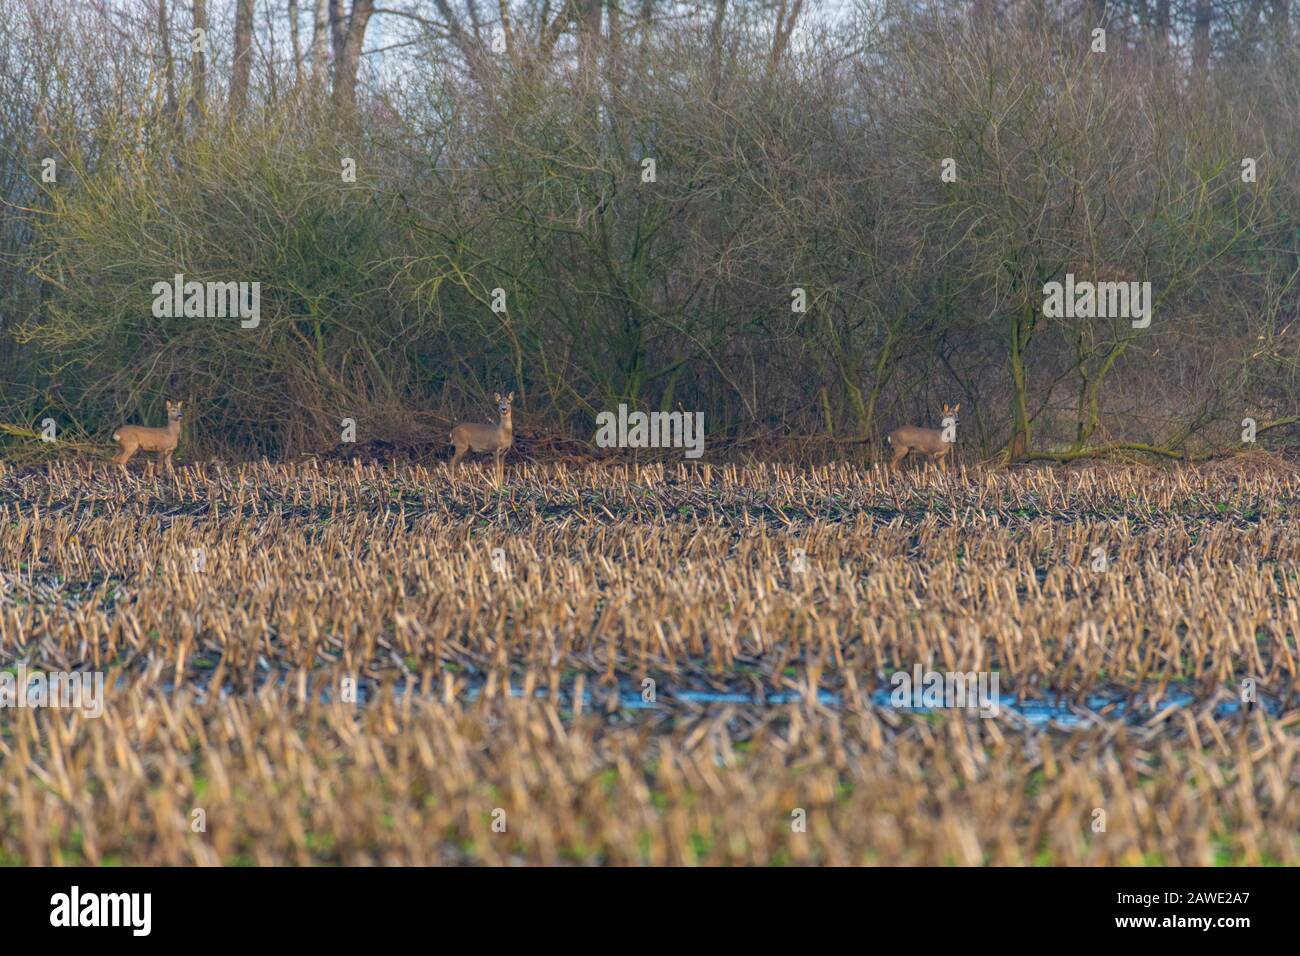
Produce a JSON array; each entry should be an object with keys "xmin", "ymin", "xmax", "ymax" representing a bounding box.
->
[{"xmin": 3, "ymin": 1, "xmax": 1299, "ymax": 461}]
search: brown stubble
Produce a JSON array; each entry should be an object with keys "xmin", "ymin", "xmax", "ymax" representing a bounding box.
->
[{"xmin": 0, "ymin": 459, "xmax": 1297, "ymax": 864}]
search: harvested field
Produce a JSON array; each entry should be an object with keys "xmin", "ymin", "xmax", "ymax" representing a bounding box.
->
[{"xmin": 1, "ymin": 460, "xmax": 1298, "ymax": 865}]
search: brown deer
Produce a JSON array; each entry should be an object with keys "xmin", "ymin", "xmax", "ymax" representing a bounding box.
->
[
  {"xmin": 888, "ymin": 403, "xmax": 959, "ymax": 470},
  {"xmin": 112, "ymin": 400, "xmax": 184, "ymax": 474},
  {"xmin": 450, "ymin": 392, "xmax": 514, "ymax": 481}
]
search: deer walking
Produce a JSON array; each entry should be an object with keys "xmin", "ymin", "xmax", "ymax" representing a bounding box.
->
[
  {"xmin": 887, "ymin": 403, "xmax": 959, "ymax": 470},
  {"xmin": 112, "ymin": 400, "xmax": 184, "ymax": 474},
  {"xmin": 450, "ymin": 392, "xmax": 513, "ymax": 482}
]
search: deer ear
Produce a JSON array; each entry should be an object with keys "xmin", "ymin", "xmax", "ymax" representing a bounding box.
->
[
  {"xmin": 493, "ymin": 392, "xmax": 501, "ymax": 403},
  {"xmin": 953, "ymin": 403, "xmax": 960, "ymax": 412},
  {"xmin": 506, "ymin": 392, "xmax": 514, "ymax": 402}
]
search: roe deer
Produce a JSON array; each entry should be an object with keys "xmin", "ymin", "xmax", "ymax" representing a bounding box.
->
[
  {"xmin": 888, "ymin": 403, "xmax": 959, "ymax": 470},
  {"xmin": 450, "ymin": 392, "xmax": 514, "ymax": 480},
  {"xmin": 113, "ymin": 400, "xmax": 184, "ymax": 474}
]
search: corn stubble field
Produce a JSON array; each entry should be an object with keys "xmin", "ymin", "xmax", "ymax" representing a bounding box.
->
[{"xmin": 1, "ymin": 458, "xmax": 1298, "ymax": 866}]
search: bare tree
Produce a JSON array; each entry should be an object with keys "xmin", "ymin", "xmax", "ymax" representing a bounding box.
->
[
  {"xmin": 577, "ymin": 0, "xmax": 602, "ymax": 77},
  {"xmin": 1193, "ymin": 0, "xmax": 1212, "ymax": 79},
  {"xmin": 330, "ymin": 0, "xmax": 346, "ymax": 65},
  {"xmin": 1155, "ymin": 0, "xmax": 1170, "ymax": 53},
  {"xmin": 311, "ymin": 0, "xmax": 330, "ymax": 88},
  {"xmin": 766, "ymin": 0, "xmax": 803, "ymax": 82},
  {"xmin": 158, "ymin": 0, "xmax": 179, "ymax": 122},
  {"xmin": 332, "ymin": 0, "xmax": 375, "ymax": 110},
  {"xmin": 230, "ymin": 0, "xmax": 255, "ymax": 119},
  {"xmin": 540, "ymin": 0, "xmax": 579, "ymax": 60},
  {"xmin": 1272, "ymin": 0, "xmax": 1292, "ymax": 46},
  {"xmin": 289, "ymin": 0, "xmax": 304, "ymax": 88},
  {"xmin": 191, "ymin": 0, "xmax": 207, "ymax": 120},
  {"xmin": 708, "ymin": 0, "xmax": 727, "ymax": 95}
]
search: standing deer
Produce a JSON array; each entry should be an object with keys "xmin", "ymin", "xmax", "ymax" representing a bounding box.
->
[
  {"xmin": 888, "ymin": 403, "xmax": 959, "ymax": 470},
  {"xmin": 112, "ymin": 400, "xmax": 184, "ymax": 474},
  {"xmin": 450, "ymin": 392, "xmax": 514, "ymax": 481}
]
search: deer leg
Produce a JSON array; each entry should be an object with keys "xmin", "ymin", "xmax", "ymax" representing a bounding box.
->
[
  {"xmin": 113, "ymin": 443, "xmax": 134, "ymax": 474},
  {"xmin": 890, "ymin": 445, "xmax": 908, "ymax": 469},
  {"xmin": 450, "ymin": 442, "xmax": 466, "ymax": 470},
  {"xmin": 161, "ymin": 449, "xmax": 174, "ymax": 472}
]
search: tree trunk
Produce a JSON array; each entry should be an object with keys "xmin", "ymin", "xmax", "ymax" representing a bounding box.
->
[
  {"xmin": 636, "ymin": 0, "xmax": 654, "ymax": 60},
  {"xmin": 577, "ymin": 0, "xmax": 603, "ymax": 80},
  {"xmin": 190, "ymin": 0, "xmax": 206, "ymax": 120},
  {"xmin": 230, "ymin": 0, "xmax": 254, "ymax": 120},
  {"xmin": 434, "ymin": 0, "xmax": 494, "ymax": 88},
  {"xmin": 708, "ymin": 0, "xmax": 727, "ymax": 96},
  {"xmin": 158, "ymin": 0, "xmax": 178, "ymax": 122},
  {"xmin": 330, "ymin": 0, "xmax": 347, "ymax": 66},
  {"xmin": 766, "ymin": 0, "xmax": 804, "ymax": 82},
  {"xmin": 606, "ymin": 0, "xmax": 623, "ymax": 90},
  {"xmin": 1193, "ymin": 0, "xmax": 1212, "ymax": 81},
  {"xmin": 311, "ymin": 0, "xmax": 330, "ymax": 89},
  {"xmin": 1272, "ymin": 0, "xmax": 1292, "ymax": 46},
  {"xmin": 498, "ymin": 0, "xmax": 516, "ymax": 60},
  {"xmin": 332, "ymin": 0, "xmax": 375, "ymax": 112},
  {"xmin": 289, "ymin": 0, "xmax": 304, "ymax": 89},
  {"xmin": 1155, "ymin": 0, "xmax": 1170, "ymax": 53},
  {"xmin": 1007, "ymin": 307, "xmax": 1034, "ymax": 462}
]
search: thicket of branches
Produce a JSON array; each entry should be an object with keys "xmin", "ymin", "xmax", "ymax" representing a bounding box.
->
[{"xmin": 2, "ymin": 0, "xmax": 1299, "ymax": 461}]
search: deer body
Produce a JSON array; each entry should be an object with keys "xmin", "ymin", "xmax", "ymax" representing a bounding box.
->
[
  {"xmin": 888, "ymin": 403, "xmax": 958, "ymax": 470},
  {"xmin": 113, "ymin": 400, "xmax": 184, "ymax": 473},
  {"xmin": 450, "ymin": 392, "xmax": 513, "ymax": 476}
]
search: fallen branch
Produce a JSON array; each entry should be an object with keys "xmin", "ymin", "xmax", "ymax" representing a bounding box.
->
[{"xmin": 1022, "ymin": 442, "xmax": 1190, "ymax": 463}]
